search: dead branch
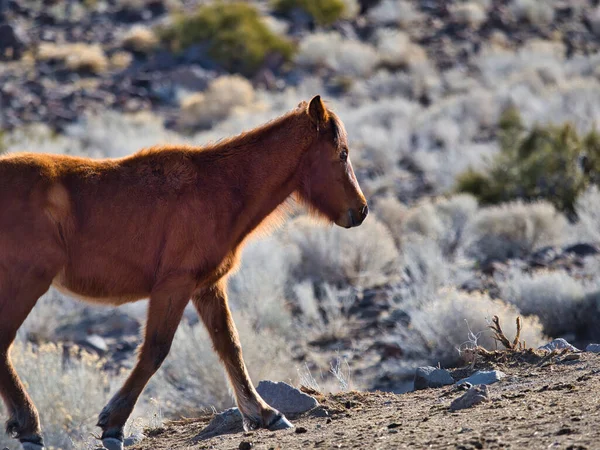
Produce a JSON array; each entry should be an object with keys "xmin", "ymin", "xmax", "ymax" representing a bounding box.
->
[
  {"xmin": 512, "ymin": 316, "xmax": 522, "ymax": 350},
  {"xmin": 489, "ymin": 315, "xmax": 513, "ymax": 349}
]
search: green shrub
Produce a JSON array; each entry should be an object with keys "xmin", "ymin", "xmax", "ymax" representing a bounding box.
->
[
  {"xmin": 160, "ymin": 2, "xmax": 295, "ymax": 76},
  {"xmin": 456, "ymin": 107, "xmax": 600, "ymax": 217},
  {"xmin": 273, "ymin": 0, "xmax": 346, "ymax": 26}
]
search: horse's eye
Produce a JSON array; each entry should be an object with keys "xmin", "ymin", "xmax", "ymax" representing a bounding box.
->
[{"xmin": 340, "ymin": 150, "xmax": 348, "ymax": 162}]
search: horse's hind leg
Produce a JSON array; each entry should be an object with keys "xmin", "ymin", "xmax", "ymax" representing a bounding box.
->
[
  {"xmin": 0, "ymin": 267, "xmax": 54, "ymax": 450},
  {"xmin": 97, "ymin": 276, "xmax": 192, "ymax": 450},
  {"xmin": 192, "ymin": 281, "xmax": 293, "ymax": 431}
]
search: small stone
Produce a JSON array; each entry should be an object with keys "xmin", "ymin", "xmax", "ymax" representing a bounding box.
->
[
  {"xmin": 586, "ymin": 343, "xmax": 600, "ymax": 353},
  {"xmin": 387, "ymin": 423, "xmax": 401, "ymax": 429},
  {"xmin": 83, "ymin": 334, "xmax": 109, "ymax": 353},
  {"xmin": 457, "ymin": 370, "xmax": 505, "ymax": 386},
  {"xmin": 239, "ymin": 441, "xmax": 253, "ymax": 450},
  {"xmin": 539, "ymin": 338, "xmax": 580, "ymax": 352},
  {"xmin": 307, "ymin": 406, "xmax": 329, "ymax": 418},
  {"xmin": 295, "ymin": 427, "xmax": 308, "ymax": 434},
  {"xmin": 414, "ymin": 366, "xmax": 454, "ymax": 390},
  {"xmin": 123, "ymin": 432, "xmax": 144, "ymax": 446},
  {"xmin": 256, "ymin": 381, "xmax": 318, "ymax": 415},
  {"xmin": 450, "ymin": 385, "xmax": 490, "ymax": 411},
  {"xmin": 195, "ymin": 408, "xmax": 243, "ymax": 441}
]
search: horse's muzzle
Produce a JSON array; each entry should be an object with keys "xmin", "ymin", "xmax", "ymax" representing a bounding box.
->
[{"xmin": 337, "ymin": 204, "xmax": 368, "ymax": 228}]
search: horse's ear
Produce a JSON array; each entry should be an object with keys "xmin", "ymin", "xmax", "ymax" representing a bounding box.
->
[{"xmin": 307, "ymin": 95, "xmax": 328, "ymax": 128}]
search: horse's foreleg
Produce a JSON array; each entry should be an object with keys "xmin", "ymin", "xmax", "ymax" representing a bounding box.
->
[
  {"xmin": 97, "ymin": 277, "xmax": 192, "ymax": 450},
  {"xmin": 0, "ymin": 270, "xmax": 54, "ymax": 450},
  {"xmin": 192, "ymin": 282, "xmax": 293, "ymax": 431}
]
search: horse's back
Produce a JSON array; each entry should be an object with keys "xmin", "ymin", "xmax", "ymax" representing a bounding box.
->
[{"xmin": 0, "ymin": 149, "xmax": 226, "ymax": 303}]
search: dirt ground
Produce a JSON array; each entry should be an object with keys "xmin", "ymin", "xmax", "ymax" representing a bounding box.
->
[{"xmin": 132, "ymin": 352, "xmax": 600, "ymax": 450}]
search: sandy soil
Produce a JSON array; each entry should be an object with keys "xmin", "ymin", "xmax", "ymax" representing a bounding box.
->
[{"xmin": 131, "ymin": 352, "xmax": 600, "ymax": 450}]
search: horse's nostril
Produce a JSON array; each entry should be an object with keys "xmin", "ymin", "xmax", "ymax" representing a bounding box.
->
[{"xmin": 361, "ymin": 204, "xmax": 369, "ymax": 219}]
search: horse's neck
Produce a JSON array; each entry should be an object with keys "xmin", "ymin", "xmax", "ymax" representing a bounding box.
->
[{"xmin": 212, "ymin": 112, "xmax": 314, "ymax": 243}]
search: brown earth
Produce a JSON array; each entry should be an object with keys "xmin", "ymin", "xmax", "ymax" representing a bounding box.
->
[{"xmin": 132, "ymin": 352, "xmax": 600, "ymax": 450}]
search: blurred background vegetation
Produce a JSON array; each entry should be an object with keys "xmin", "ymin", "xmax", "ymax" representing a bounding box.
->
[{"xmin": 2, "ymin": 0, "xmax": 600, "ymax": 448}]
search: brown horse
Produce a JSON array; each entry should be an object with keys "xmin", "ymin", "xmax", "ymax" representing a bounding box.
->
[{"xmin": 0, "ymin": 95, "xmax": 368, "ymax": 450}]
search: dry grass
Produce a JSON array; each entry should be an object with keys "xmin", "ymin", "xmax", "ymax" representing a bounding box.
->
[
  {"xmin": 286, "ymin": 215, "xmax": 400, "ymax": 289},
  {"xmin": 367, "ymin": 0, "xmax": 424, "ymax": 28},
  {"xmin": 110, "ymin": 50, "xmax": 133, "ymax": 70},
  {"xmin": 374, "ymin": 29, "xmax": 427, "ymax": 69},
  {"xmin": 179, "ymin": 75, "xmax": 255, "ymax": 130},
  {"xmin": 408, "ymin": 288, "xmax": 546, "ymax": 366},
  {"xmin": 37, "ymin": 42, "xmax": 109, "ymax": 74},
  {"xmin": 121, "ymin": 25, "xmax": 159, "ymax": 54},
  {"xmin": 462, "ymin": 200, "xmax": 567, "ymax": 262},
  {"xmin": 498, "ymin": 269, "xmax": 587, "ymax": 338},
  {"xmin": 0, "ymin": 343, "xmax": 150, "ymax": 450},
  {"xmin": 292, "ymin": 281, "xmax": 354, "ymax": 342},
  {"xmin": 510, "ymin": 0, "xmax": 555, "ymax": 26},
  {"xmin": 450, "ymin": 2, "xmax": 487, "ymax": 28},
  {"xmin": 228, "ymin": 235, "xmax": 297, "ymax": 336},
  {"xmin": 575, "ymin": 185, "xmax": 600, "ymax": 242},
  {"xmin": 150, "ymin": 313, "xmax": 295, "ymax": 417},
  {"xmin": 373, "ymin": 195, "xmax": 407, "ymax": 247},
  {"xmin": 296, "ymin": 32, "xmax": 380, "ymax": 78}
]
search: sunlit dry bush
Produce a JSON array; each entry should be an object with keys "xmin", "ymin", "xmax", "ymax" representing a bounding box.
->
[
  {"xmin": 408, "ymin": 288, "xmax": 546, "ymax": 366},
  {"xmin": 450, "ymin": 2, "xmax": 487, "ymax": 28},
  {"xmin": 296, "ymin": 32, "xmax": 380, "ymax": 78},
  {"xmin": 510, "ymin": 0, "xmax": 555, "ymax": 26},
  {"xmin": 378, "ymin": 195, "xmax": 477, "ymax": 257},
  {"xmin": 150, "ymin": 313, "xmax": 294, "ymax": 417},
  {"xmin": 366, "ymin": 0, "xmax": 424, "ymax": 28},
  {"xmin": 0, "ymin": 343, "xmax": 142, "ymax": 450},
  {"xmin": 373, "ymin": 195, "xmax": 407, "ymax": 247},
  {"xmin": 575, "ymin": 185, "xmax": 600, "ymax": 243},
  {"xmin": 462, "ymin": 201, "xmax": 567, "ymax": 262},
  {"xmin": 374, "ymin": 29, "xmax": 427, "ymax": 70},
  {"xmin": 476, "ymin": 39, "xmax": 565, "ymax": 90},
  {"xmin": 19, "ymin": 289, "xmax": 86, "ymax": 343},
  {"xmin": 38, "ymin": 42, "xmax": 109, "ymax": 73},
  {"xmin": 285, "ymin": 216, "xmax": 399, "ymax": 289},
  {"xmin": 228, "ymin": 235, "xmax": 298, "ymax": 336},
  {"xmin": 292, "ymin": 281, "xmax": 354, "ymax": 341},
  {"xmin": 396, "ymin": 237, "xmax": 451, "ymax": 308},
  {"xmin": 341, "ymin": 97, "xmax": 415, "ymax": 197},
  {"xmin": 179, "ymin": 75, "xmax": 256, "ymax": 130},
  {"xmin": 434, "ymin": 194, "xmax": 479, "ymax": 245},
  {"xmin": 498, "ymin": 269, "xmax": 586, "ymax": 338},
  {"xmin": 121, "ymin": 25, "xmax": 159, "ymax": 54}
]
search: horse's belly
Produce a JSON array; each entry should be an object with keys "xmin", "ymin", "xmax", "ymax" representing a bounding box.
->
[{"xmin": 52, "ymin": 264, "xmax": 150, "ymax": 306}]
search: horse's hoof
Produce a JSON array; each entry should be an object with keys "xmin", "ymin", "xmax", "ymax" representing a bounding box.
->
[
  {"xmin": 21, "ymin": 442, "xmax": 44, "ymax": 450},
  {"xmin": 268, "ymin": 414, "xmax": 294, "ymax": 431},
  {"xmin": 102, "ymin": 437, "xmax": 124, "ymax": 450}
]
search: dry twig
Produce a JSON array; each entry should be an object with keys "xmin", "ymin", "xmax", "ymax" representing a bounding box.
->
[{"xmin": 489, "ymin": 315, "xmax": 523, "ymax": 350}]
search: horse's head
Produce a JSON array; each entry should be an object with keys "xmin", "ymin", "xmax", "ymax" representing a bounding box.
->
[{"xmin": 297, "ymin": 95, "xmax": 368, "ymax": 228}]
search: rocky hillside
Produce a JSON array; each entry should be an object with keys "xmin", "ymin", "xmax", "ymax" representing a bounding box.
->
[
  {"xmin": 132, "ymin": 349, "xmax": 600, "ymax": 450},
  {"xmin": 3, "ymin": 1, "xmax": 600, "ymax": 449},
  {"xmin": 3, "ymin": 0, "xmax": 600, "ymax": 131}
]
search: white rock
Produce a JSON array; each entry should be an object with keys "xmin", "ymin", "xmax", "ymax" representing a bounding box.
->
[
  {"xmin": 457, "ymin": 370, "xmax": 505, "ymax": 386},
  {"xmin": 539, "ymin": 338, "xmax": 580, "ymax": 352},
  {"xmin": 586, "ymin": 343, "xmax": 600, "ymax": 353}
]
